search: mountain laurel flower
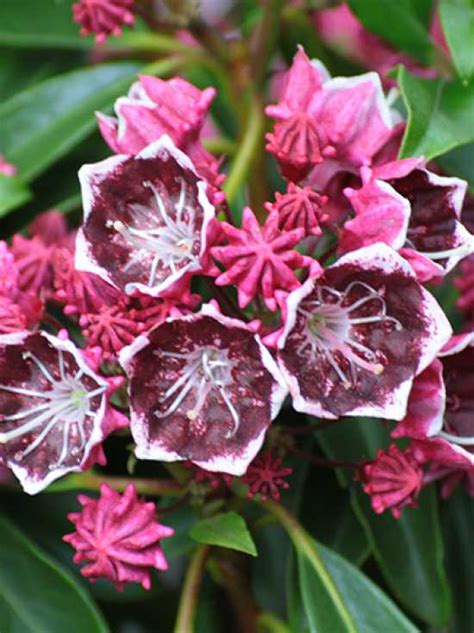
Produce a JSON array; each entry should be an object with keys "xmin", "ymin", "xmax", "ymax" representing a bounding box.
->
[
  {"xmin": 119, "ymin": 303, "xmax": 287, "ymax": 476},
  {"xmin": 361, "ymin": 445, "xmax": 423, "ymax": 518},
  {"xmin": 64, "ymin": 484, "xmax": 174, "ymax": 590},
  {"xmin": 72, "ymin": 0, "xmax": 135, "ymax": 44},
  {"xmin": 275, "ymin": 243, "xmax": 451, "ymax": 420},
  {"xmin": 0, "ymin": 331, "xmax": 127, "ymax": 494},
  {"xmin": 341, "ymin": 162, "xmax": 473, "ymax": 282},
  {"xmin": 97, "ymin": 75, "xmax": 216, "ymax": 154},
  {"xmin": 265, "ymin": 183, "xmax": 329, "ymax": 237},
  {"xmin": 455, "ymin": 255, "xmax": 474, "ymax": 318},
  {"xmin": 76, "ymin": 135, "xmax": 216, "ymax": 298},
  {"xmin": 243, "ymin": 450, "xmax": 293, "ymax": 501},
  {"xmin": 266, "ymin": 47, "xmax": 393, "ymax": 182},
  {"xmin": 0, "ymin": 298, "xmax": 26, "ymax": 334},
  {"xmin": 394, "ymin": 332, "xmax": 474, "ymax": 469},
  {"xmin": 211, "ymin": 207, "xmax": 313, "ymax": 311},
  {"xmin": 0, "ymin": 241, "xmax": 19, "ymax": 299}
]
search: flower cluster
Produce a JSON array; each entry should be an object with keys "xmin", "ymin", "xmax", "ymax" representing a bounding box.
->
[{"xmin": 2, "ymin": 46, "xmax": 473, "ymax": 590}]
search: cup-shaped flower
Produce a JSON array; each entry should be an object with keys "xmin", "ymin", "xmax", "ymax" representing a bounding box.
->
[
  {"xmin": 76, "ymin": 135, "xmax": 216, "ymax": 298},
  {"xmin": 64, "ymin": 484, "xmax": 174, "ymax": 590},
  {"xmin": 119, "ymin": 303, "xmax": 287, "ymax": 475},
  {"xmin": 394, "ymin": 332, "xmax": 474, "ymax": 469},
  {"xmin": 0, "ymin": 331, "xmax": 127, "ymax": 494},
  {"xmin": 276, "ymin": 243, "xmax": 451, "ymax": 419}
]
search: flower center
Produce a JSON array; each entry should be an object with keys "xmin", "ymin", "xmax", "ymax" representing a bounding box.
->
[
  {"xmin": 107, "ymin": 179, "xmax": 199, "ymax": 287},
  {"xmin": 0, "ymin": 349, "xmax": 106, "ymax": 465},
  {"xmin": 297, "ymin": 281, "xmax": 402, "ymax": 388},
  {"xmin": 155, "ymin": 347, "xmax": 239, "ymax": 438}
]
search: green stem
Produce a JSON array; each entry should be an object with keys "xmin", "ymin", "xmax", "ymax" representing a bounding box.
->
[
  {"xmin": 250, "ymin": 0, "xmax": 283, "ymax": 87},
  {"xmin": 223, "ymin": 93, "xmax": 265, "ymax": 206},
  {"xmin": 45, "ymin": 472, "xmax": 184, "ymax": 497},
  {"xmin": 257, "ymin": 612, "xmax": 291, "ymax": 633},
  {"xmin": 261, "ymin": 500, "xmax": 358, "ymax": 633},
  {"xmin": 173, "ymin": 545, "xmax": 210, "ymax": 633}
]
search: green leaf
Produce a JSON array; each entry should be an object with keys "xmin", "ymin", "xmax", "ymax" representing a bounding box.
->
[
  {"xmin": 0, "ymin": 61, "xmax": 142, "ymax": 181},
  {"xmin": 189, "ymin": 512, "xmax": 257, "ymax": 556},
  {"xmin": 0, "ymin": 174, "xmax": 31, "ymax": 217},
  {"xmin": 398, "ymin": 66, "xmax": 474, "ymax": 160},
  {"xmin": 348, "ymin": 0, "xmax": 435, "ymax": 64},
  {"xmin": 438, "ymin": 142, "xmax": 474, "ymax": 191},
  {"xmin": 317, "ymin": 418, "xmax": 452, "ymax": 626},
  {"xmin": 439, "ymin": 0, "xmax": 474, "ymax": 81},
  {"xmin": 0, "ymin": 513, "xmax": 108, "ymax": 633},
  {"xmin": 298, "ymin": 540, "xmax": 419, "ymax": 633},
  {"xmin": 442, "ymin": 489, "xmax": 474, "ymax": 633}
]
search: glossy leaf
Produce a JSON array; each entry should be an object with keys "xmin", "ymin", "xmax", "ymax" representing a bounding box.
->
[
  {"xmin": 189, "ymin": 512, "xmax": 257, "ymax": 556},
  {"xmin": 0, "ymin": 174, "xmax": 31, "ymax": 217},
  {"xmin": 0, "ymin": 514, "xmax": 108, "ymax": 633},
  {"xmin": 398, "ymin": 65, "xmax": 474, "ymax": 160},
  {"xmin": 442, "ymin": 489, "xmax": 474, "ymax": 633},
  {"xmin": 317, "ymin": 418, "xmax": 452, "ymax": 626},
  {"xmin": 439, "ymin": 0, "xmax": 474, "ymax": 81},
  {"xmin": 438, "ymin": 142, "xmax": 474, "ymax": 191},
  {"xmin": 348, "ymin": 0, "xmax": 435, "ymax": 64},
  {"xmin": 0, "ymin": 61, "xmax": 142, "ymax": 181},
  {"xmin": 298, "ymin": 540, "xmax": 419, "ymax": 633}
]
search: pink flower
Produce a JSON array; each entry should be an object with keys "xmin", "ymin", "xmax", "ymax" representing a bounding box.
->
[
  {"xmin": 394, "ymin": 332, "xmax": 474, "ymax": 470},
  {"xmin": 0, "ymin": 154, "xmax": 16, "ymax": 177},
  {"xmin": 243, "ymin": 450, "xmax": 293, "ymax": 501},
  {"xmin": 275, "ymin": 243, "xmax": 451, "ymax": 420},
  {"xmin": 97, "ymin": 75, "xmax": 216, "ymax": 154},
  {"xmin": 341, "ymin": 162, "xmax": 474, "ymax": 282},
  {"xmin": 0, "ymin": 297, "xmax": 26, "ymax": 334},
  {"xmin": 76, "ymin": 136, "xmax": 216, "ymax": 298},
  {"xmin": 0, "ymin": 241, "xmax": 19, "ymax": 299},
  {"xmin": 53, "ymin": 248, "xmax": 121, "ymax": 316},
  {"xmin": 72, "ymin": 0, "xmax": 135, "ymax": 44},
  {"xmin": 11, "ymin": 210, "xmax": 72, "ymax": 298},
  {"xmin": 64, "ymin": 484, "xmax": 174, "ymax": 590},
  {"xmin": 266, "ymin": 47, "xmax": 393, "ymax": 182},
  {"xmin": 361, "ymin": 445, "xmax": 423, "ymax": 518},
  {"xmin": 119, "ymin": 303, "xmax": 287, "ymax": 475},
  {"xmin": 265, "ymin": 183, "xmax": 328, "ymax": 237},
  {"xmin": 211, "ymin": 207, "xmax": 313, "ymax": 311},
  {"xmin": 0, "ymin": 331, "xmax": 127, "ymax": 494}
]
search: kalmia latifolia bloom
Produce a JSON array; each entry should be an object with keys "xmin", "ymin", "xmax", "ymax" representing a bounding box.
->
[
  {"xmin": 275, "ymin": 243, "xmax": 451, "ymax": 419},
  {"xmin": 394, "ymin": 333, "xmax": 474, "ymax": 473},
  {"xmin": 341, "ymin": 161, "xmax": 474, "ymax": 281},
  {"xmin": 265, "ymin": 47, "xmax": 393, "ymax": 182},
  {"xmin": 0, "ymin": 331, "xmax": 127, "ymax": 494},
  {"xmin": 72, "ymin": 0, "xmax": 135, "ymax": 44},
  {"xmin": 119, "ymin": 303, "xmax": 287, "ymax": 475},
  {"xmin": 243, "ymin": 450, "xmax": 293, "ymax": 501},
  {"xmin": 361, "ymin": 444, "xmax": 423, "ymax": 518},
  {"xmin": 76, "ymin": 135, "xmax": 216, "ymax": 298},
  {"xmin": 211, "ymin": 207, "xmax": 313, "ymax": 311},
  {"xmin": 64, "ymin": 484, "xmax": 174, "ymax": 589},
  {"xmin": 265, "ymin": 183, "xmax": 328, "ymax": 237}
]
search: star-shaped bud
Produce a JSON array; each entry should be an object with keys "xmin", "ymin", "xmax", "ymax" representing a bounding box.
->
[
  {"xmin": 394, "ymin": 332, "xmax": 474, "ymax": 469},
  {"xmin": 211, "ymin": 207, "xmax": 312, "ymax": 311},
  {"xmin": 265, "ymin": 183, "xmax": 328, "ymax": 237},
  {"xmin": 72, "ymin": 0, "xmax": 135, "ymax": 44},
  {"xmin": 119, "ymin": 303, "xmax": 287, "ymax": 475},
  {"xmin": 76, "ymin": 135, "xmax": 216, "ymax": 298},
  {"xmin": 275, "ymin": 243, "xmax": 451, "ymax": 420},
  {"xmin": 0, "ymin": 331, "xmax": 127, "ymax": 494},
  {"xmin": 361, "ymin": 445, "xmax": 423, "ymax": 518},
  {"xmin": 64, "ymin": 484, "xmax": 174, "ymax": 590},
  {"xmin": 242, "ymin": 450, "xmax": 293, "ymax": 501}
]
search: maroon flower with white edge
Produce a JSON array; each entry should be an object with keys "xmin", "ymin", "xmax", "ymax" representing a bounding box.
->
[
  {"xmin": 276, "ymin": 244, "xmax": 451, "ymax": 420},
  {"xmin": 119, "ymin": 303, "xmax": 287, "ymax": 475},
  {"xmin": 265, "ymin": 183, "xmax": 328, "ymax": 237},
  {"xmin": 211, "ymin": 207, "xmax": 313, "ymax": 311},
  {"xmin": 76, "ymin": 136, "xmax": 216, "ymax": 298},
  {"xmin": 361, "ymin": 444, "xmax": 423, "ymax": 518},
  {"xmin": 341, "ymin": 162, "xmax": 473, "ymax": 281},
  {"xmin": 0, "ymin": 331, "xmax": 127, "ymax": 494},
  {"xmin": 72, "ymin": 0, "xmax": 135, "ymax": 44},
  {"xmin": 64, "ymin": 484, "xmax": 173, "ymax": 590},
  {"xmin": 394, "ymin": 332, "xmax": 474, "ymax": 469}
]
